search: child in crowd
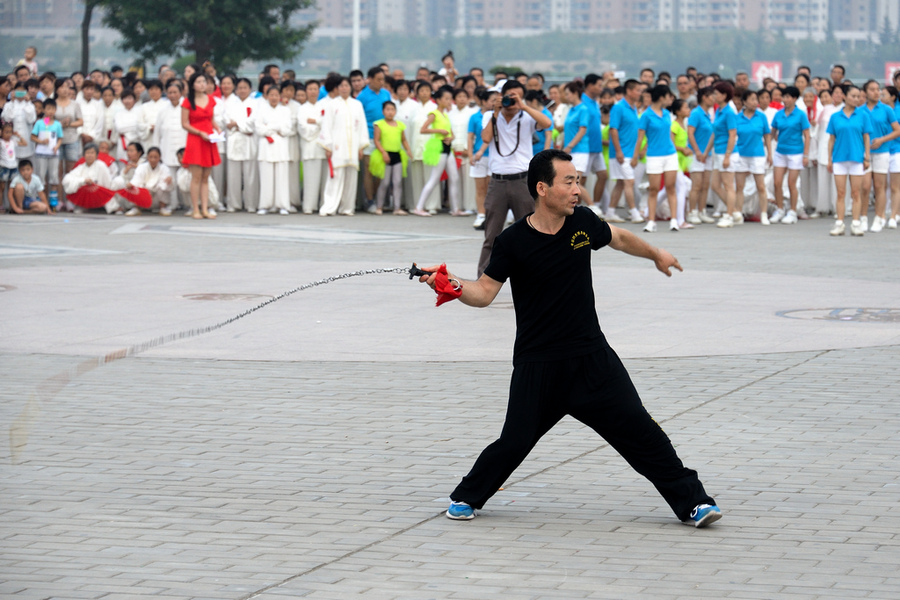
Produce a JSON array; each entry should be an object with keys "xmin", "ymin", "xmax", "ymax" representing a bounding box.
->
[
  {"xmin": 2, "ymin": 83, "xmax": 37, "ymax": 161},
  {"xmin": 1, "ymin": 123, "xmax": 23, "ymax": 213},
  {"xmin": 30, "ymin": 98, "xmax": 63, "ymax": 207},
  {"xmin": 371, "ymin": 100, "xmax": 412, "ymax": 215},
  {"xmin": 17, "ymin": 46, "xmax": 39, "ymax": 77},
  {"xmin": 9, "ymin": 158, "xmax": 50, "ymax": 214}
]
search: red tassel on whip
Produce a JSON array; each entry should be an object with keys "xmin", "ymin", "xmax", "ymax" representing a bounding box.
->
[{"xmin": 432, "ymin": 264, "xmax": 463, "ymax": 307}]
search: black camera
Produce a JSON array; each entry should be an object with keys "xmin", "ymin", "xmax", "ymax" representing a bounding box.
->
[{"xmin": 501, "ymin": 95, "xmax": 515, "ymax": 108}]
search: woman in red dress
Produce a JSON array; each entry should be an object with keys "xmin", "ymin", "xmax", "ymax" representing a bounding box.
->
[{"xmin": 181, "ymin": 72, "xmax": 221, "ymax": 219}]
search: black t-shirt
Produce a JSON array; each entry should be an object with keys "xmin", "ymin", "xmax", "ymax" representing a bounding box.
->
[{"xmin": 484, "ymin": 206, "xmax": 613, "ymax": 364}]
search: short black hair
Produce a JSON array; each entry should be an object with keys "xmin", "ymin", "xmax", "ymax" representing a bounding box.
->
[
  {"xmin": 781, "ymin": 85, "xmax": 800, "ymax": 99},
  {"xmin": 832, "ymin": 64, "xmax": 845, "ymax": 75},
  {"xmin": 42, "ymin": 98, "xmax": 56, "ymax": 109},
  {"xmin": 584, "ymin": 73, "xmax": 602, "ymax": 87},
  {"xmin": 623, "ymin": 79, "xmax": 641, "ymax": 92},
  {"xmin": 382, "ymin": 100, "xmax": 395, "ymax": 110},
  {"xmin": 18, "ymin": 158, "xmax": 33, "ymax": 170},
  {"xmin": 349, "ymin": 69, "xmax": 364, "ymax": 79},
  {"xmin": 367, "ymin": 66, "xmax": 382, "ymax": 79},
  {"xmin": 649, "ymin": 84, "xmax": 673, "ymax": 103},
  {"xmin": 146, "ymin": 79, "xmax": 163, "ymax": 91},
  {"xmin": 501, "ymin": 80, "xmax": 525, "ymax": 95},
  {"xmin": 528, "ymin": 149, "xmax": 571, "ymax": 200}
]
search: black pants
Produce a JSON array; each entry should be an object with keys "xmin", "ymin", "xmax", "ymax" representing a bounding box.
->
[
  {"xmin": 477, "ymin": 177, "xmax": 534, "ymax": 277},
  {"xmin": 450, "ymin": 344, "xmax": 715, "ymax": 521}
]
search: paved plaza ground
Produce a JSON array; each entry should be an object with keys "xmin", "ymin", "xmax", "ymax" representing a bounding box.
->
[{"xmin": 2, "ymin": 208, "xmax": 900, "ymax": 599}]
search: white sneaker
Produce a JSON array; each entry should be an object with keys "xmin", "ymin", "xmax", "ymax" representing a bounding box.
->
[
  {"xmin": 870, "ymin": 216, "xmax": 884, "ymax": 233},
  {"xmin": 505, "ymin": 209, "xmax": 514, "ymax": 224},
  {"xmin": 630, "ymin": 208, "xmax": 644, "ymax": 224},
  {"xmin": 669, "ymin": 218, "xmax": 679, "ymax": 231},
  {"xmin": 226, "ymin": 207, "xmax": 237, "ymax": 213},
  {"xmin": 588, "ymin": 204, "xmax": 603, "ymax": 217},
  {"xmin": 687, "ymin": 210, "xmax": 702, "ymax": 225},
  {"xmin": 781, "ymin": 210, "xmax": 798, "ymax": 225},
  {"xmin": 860, "ymin": 215, "xmax": 868, "ymax": 231},
  {"xmin": 472, "ymin": 213, "xmax": 485, "ymax": 229},
  {"xmin": 124, "ymin": 207, "xmax": 141, "ymax": 217},
  {"xmin": 256, "ymin": 209, "xmax": 267, "ymax": 215},
  {"xmin": 888, "ymin": 217, "xmax": 898, "ymax": 229},
  {"xmin": 732, "ymin": 211, "xmax": 744, "ymax": 224},
  {"xmin": 829, "ymin": 220, "xmax": 845, "ymax": 236},
  {"xmin": 604, "ymin": 209, "xmax": 625, "ymax": 222},
  {"xmin": 716, "ymin": 214, "xmax": 734, "ymax": 228},
  {"xmin": 643, "ymin": 220, "xmax": 657, "ymax": 232},
  {"xmin": 770, "ymin": 208, "xmax": 785, "ymax": 223},
  {"xmin": 160, "ymin": 207, "xmax": 173, "ymax": 216},
  {"xmin": 850, "ymin": 220, "xmax": 865, "ymax": 236},
  {"xmin": 698, "ymin": 211, "xmax": 716, "ymax": 224},
  {"xmin": 279, "ymin": 208, "xmax": 289, "ymax": 215},
  {"xmin": 207, "ymin": 208, "xmax": 217, "ymax": 217},
  {"xmin": 760, "ymin": 213, "xmax": 770, "ymax": 226},
  {"xmin": 184, "ymin": 210, "xmax": 193, "ymax": 217}
]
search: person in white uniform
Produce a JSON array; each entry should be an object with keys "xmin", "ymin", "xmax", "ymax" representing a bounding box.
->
[
  {"xmin": 254, "ymin": 85, "xmax": 294, "ymax": 215},
  {"xmin": 298, "ymin": 79, "xmax": 327, "ymax": 214},
  {"xmin": 280, "ymin": 80, "xmax": 302, "ymax": 212},
  {"xmin": 153, "ymin": 82, "xmax": 189, "ymax": 215},
  {"xmin": 224, "ymin": 77, "xmax": 259, "ymax": 212},
  {"xmin": 317, "ymin": 76, "xmax": 369, "ymax": 216}
]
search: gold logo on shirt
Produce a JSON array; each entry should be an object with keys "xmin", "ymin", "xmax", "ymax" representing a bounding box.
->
[{"xmin": 571, "ymin": 231, "xmax": 591, "ymax": 250}]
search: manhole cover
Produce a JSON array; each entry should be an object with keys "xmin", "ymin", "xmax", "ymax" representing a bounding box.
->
[
  {"xmin": 182, "ymin": 293, "xmax": 274, "ymax": 301},
  {"xmin": 0, "ymin": 285, "xmax": 15, "ymax": 292},
  {"xmin": 777, "ymin": 308, "xmax": 900, "ymax": 323}
]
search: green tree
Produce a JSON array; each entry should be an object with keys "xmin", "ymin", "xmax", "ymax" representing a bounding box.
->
[{"xmin": 98, "ymin": 0, "xmax": 316, "ymax": 72}]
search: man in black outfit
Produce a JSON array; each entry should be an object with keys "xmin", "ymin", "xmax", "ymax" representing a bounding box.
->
[{"xmin": 418, "ymin": 149, "xmax": 721, "ymax": 528}]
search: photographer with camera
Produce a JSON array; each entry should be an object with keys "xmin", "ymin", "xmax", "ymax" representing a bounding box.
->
[{"xmin": 477, "ymin": 80, "xmax": 552, "ymax": 276}]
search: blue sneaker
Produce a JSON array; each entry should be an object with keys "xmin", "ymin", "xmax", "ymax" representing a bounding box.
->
[
  {"xmin": 446, "ymin": 501, "xmax": 475, "ymax": 520},
  {"xmin": 683, "ymin": 503, "xmax": 721, "ymax": 528}
]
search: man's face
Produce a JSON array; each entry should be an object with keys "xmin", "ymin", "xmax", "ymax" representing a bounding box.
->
[
  {"xmin": 676, "ymin": 77, "xmax": 690, "ymax": 95},
  {"xmin": 526, "ymin": 77, "xmax": 542, "ymax": 92},
  {"xmin": 16, "ymin": 69, "xmax": 29, "ymax": 83},
  {"xmin": 369, "ymin": 72, "xmax": 385, "ymax": 91},
  {"xmin": 625, "ymin": 85, "xmax": 641, "ymax": 104},
  {"xmin": 502, "ymin": 88, "xmax": 522, "ymax": 111},
  {"xmin": 736, "ymin": 74, "xmax": 750, "ymax": 89},
  {"xmin": 539, "ymin": 160, "xmax": 580, "ymax": 216},
  {"xmin": 269, "ymin": 67, "xmax": 281, "ymax": 81},
  {"xmin": 831, "ymin": 67, "xmax": 843, "ymax": 82},
  {"xmin": 640, "ymin": 70, "xmax": 654, "ymax": 84},
  {"xmin": 865, "ymin": 83, "xmax": 880, "ymax": 103},
  {"xmin": 350, "ymin": 76, "xmax": 364, "ymax": 93},
  {"xmin": 471, "ymin": 69, "xmax": 484, "ymax": 85}
]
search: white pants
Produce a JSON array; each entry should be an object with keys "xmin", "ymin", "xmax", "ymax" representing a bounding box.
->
[
  {"xmin": 258, "ymin": 161, "xmax": 290, "ymax": 212},
  {"xmin": 301, "ymin": 158, "xmax": 326, "ymax": 214},
  {"xmin": 409, "ymin": 160, "xmax": 441, "ymax": 211},
  {"xmin": 288, "ymin": 159, "xmax": 301, "ymax": 208},
  {"xmin": 458, "ymin": 156, "xmax": 477, "ymax": 211},
  {"xmin": 212, "ymin": 155, "xmax": 226, "ymax": 205},
  {"xmin": 417, "ymin": 153, "xmax": 460, "ymax": 212},
  {"xmin": 320, "ymin": 166, "xmax": 358, "ymax": 215},
  {"xmin": 654, "ymin": 170, "xmax": 692, "ymax": 222},
  {"xmin": 799, "ymin": 164, "xmax": 816, "ymax": 212},
  {"xmin": 227, "ymin": 158, "xmax": 259, "ymax": 211}
]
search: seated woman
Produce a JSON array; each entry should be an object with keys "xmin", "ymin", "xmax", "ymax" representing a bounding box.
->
[
  {"xmin": 110, "ymin": 141, "xmax": 145, "ymax": 215},
  {"xmin": 120, "ymin": 146, "xmax": 173, "ymax": 216},
  {"xmin": 62, "ymin": 142, "xmax": 116, "ymax": 211}
]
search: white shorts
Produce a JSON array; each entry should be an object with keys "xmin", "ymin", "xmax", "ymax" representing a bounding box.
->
[
  {"xmin": 832, "ymin": 161, "xmax": 864, "ymax": 176},
  {"xmin": 571, "ymin": 152, "xmax": 590, "ymax": 174},
  {"xmin": 713, "ymin": 152, "xmax": 739, "ymax": 173},
  {"xmin": 773, "ymin": 151, "xmax": 804, "ymax": 170},
  {"xmin": 735, "ymin": 155, "xmax": 767, "ymax": 175},
  {"xmin": 608, "ymin": 158, "xmax": 635, "ymax": 181},
  {"xmin": 469, "ymin": 160, "xmax": 490, "ymax": 179},
  {"xmin": 587, "ymin": 152, "xmax": 606, "ymax": 173},
  {"xmin": 890, "ymin": 152, "xmax": 900, "ymax": 174},
  {"xmin": 645, "ymin": 153, "xmax": 680, "ymax": 175},
  {"xmin": 867, "ymin": 152, "xmax": 890, "ymax": 175},
  {"xmin": 689, "ymin": 153, "xmax": 714, "ymax": 173}
]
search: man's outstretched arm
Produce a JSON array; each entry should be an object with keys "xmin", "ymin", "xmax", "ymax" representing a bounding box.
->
[
  {"xmin": 418, "ymin": 266, "xmax": 504, "ymax": 308},
  {"xmin": 608, "ymin": 225, "xmax": 683, "ymax": 277}
]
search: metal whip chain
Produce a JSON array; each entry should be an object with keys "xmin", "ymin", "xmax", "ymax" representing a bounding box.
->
[{"xmin": 99, "ymin": 266, "xmax": 412, "ymax": 365}]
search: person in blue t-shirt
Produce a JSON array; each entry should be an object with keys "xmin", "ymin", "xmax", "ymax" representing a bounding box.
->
[
  {"xmin": 858, "ymin": 80, "xmax": 900, "ymax": 232},
  {"xmin": 468, "ymin": 89, "xmax": 498, "ymax": 230},
  {"xmin": 583, "ymin": 74, "xmax": 612, "ymax": 220},
  {"xmin": 608, "ymin": 80, "xmax": 644, "ymax": 223},
  {"xmin": 733, "ymin": 90, "xmax": 772, "ymax": 224},
  {"xmin": 356, "ymin": 66, "xmax": 393, "ymax": 204},
  {"xmin": 633, "ymin": 84, "xmax": 679, "ymax": 232},
  {"xmin": 710, "ymin": 81, "xmax": 740, "ymax": 228},
  {"xmin": 884, "ymin": 86, "xmax": 900, "ymax": 228},
  {"xmin": 770, "ymin": 86, "xmax": 811, "ymax": 225},
  {"xmin": 686, "ymin": 86, "xmax": 717, "ymax": 224},
  {"xmin": 825, "ymin": 85, "xmax": 872, "ymax": 236}
]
